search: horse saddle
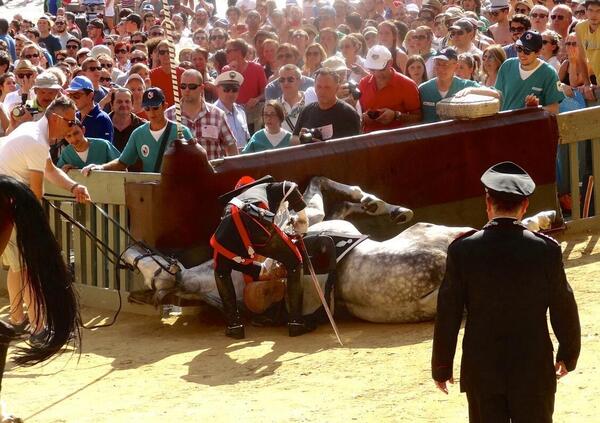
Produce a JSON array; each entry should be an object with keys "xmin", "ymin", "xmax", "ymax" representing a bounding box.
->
[{"xmin": 302, "ymin": 231, "xmax": 369, "ymax": 274}]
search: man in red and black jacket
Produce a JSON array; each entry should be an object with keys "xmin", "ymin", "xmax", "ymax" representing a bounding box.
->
[{"xmin": 210, "ymin": 176, "xmax": 314, "ymax": 339}]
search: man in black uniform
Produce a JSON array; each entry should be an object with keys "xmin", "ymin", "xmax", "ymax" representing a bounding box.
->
[
  {"xmin": 210, "ymin": 176, "xmax": 315, "ymax": 339},
  {"xmin": 431, "ymin": 161, "xmax": 581, "ymax": 422}
]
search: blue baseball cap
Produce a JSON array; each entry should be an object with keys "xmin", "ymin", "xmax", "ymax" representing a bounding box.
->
[
  {"xmin": 67, "ymin": 75, "xmax": 94, "ymax": 92},
  {"xmin": 142, "ymin": 87, "xmax": 165, "ymax": 107}
]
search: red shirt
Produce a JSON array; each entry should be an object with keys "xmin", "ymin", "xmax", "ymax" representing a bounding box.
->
[
  {"xmin": 149, "ymin": 66, "xmax": 185, "ymax": 108},
  {"xmin": 236, "ymin": 61, "xmax": 267, "ymax": 105},
  {"xmin": 358, "ymin": 70, "xmax": 421, "ymax": 133}
]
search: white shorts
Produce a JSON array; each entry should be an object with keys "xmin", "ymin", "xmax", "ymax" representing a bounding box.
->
[
  {"xmin": 104, "ymin": 5, "xmax": 115, "ymax": 17},
  {"xmin": 1, "ymin": 226, "xmax": 22, "ymax": 272}
]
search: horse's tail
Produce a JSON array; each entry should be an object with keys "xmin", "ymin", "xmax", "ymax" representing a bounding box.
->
[{"xmin": 0, "ymin": 175, "xmax": 81, "ymax": 366}]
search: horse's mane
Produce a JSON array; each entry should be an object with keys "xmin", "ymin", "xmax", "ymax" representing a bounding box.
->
[{"xmin": 0, "ymin": 175, "xmax": 81, "ymax": 366}]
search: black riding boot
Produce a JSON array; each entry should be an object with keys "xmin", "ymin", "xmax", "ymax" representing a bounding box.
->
[
  {"xmin": 286, "ymin": 265, "xmax": 316, "ymax": 337},
  {"xmin": 214, "ymin": 271, "xmax": 245, "ymax": 339}
]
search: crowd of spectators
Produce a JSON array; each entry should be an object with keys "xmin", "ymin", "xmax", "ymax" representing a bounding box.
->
[{"xmin": 0, "ymin": 0, "xmax": 599, "ymax": 206}]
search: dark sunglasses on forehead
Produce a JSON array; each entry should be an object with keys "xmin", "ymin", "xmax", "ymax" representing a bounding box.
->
[
  {"xmin": 221, "ymin": 85, "xmax": 239, "ymax": 93},
  {"xmin": 180, "ymin": 83, "xmax": 200, "ymax": 90}
]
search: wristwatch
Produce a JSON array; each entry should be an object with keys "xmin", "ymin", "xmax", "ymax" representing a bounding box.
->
[{"xmin": 394, "ymin": 111, "xmax": 402, "ymax": 120}]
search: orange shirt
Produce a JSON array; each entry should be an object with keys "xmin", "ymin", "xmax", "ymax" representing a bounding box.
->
[
  {"xmin": 149, "ymin": 66, "xmax": 185, "ymax": 108},
  {"xmin": 358, "ymin": 70, "xmax": 421, "ymax": 133}
]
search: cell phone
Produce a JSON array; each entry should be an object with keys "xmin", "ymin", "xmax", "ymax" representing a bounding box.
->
[{"xmin": 367, "ymin": 110, "xmax": 382, "ymax": 119}]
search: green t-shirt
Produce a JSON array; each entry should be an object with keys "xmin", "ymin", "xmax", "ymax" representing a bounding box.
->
[
  {"xmin": 119, "ymin": 121, "xmax": 193, "ymax": 172},
  {"xmin": 57, "ymin": 137, "xmax": 120, "ymax": 169},
  {"xmin": 495, "ymin": 58, "xmax": 565, "ymax": 111},
  {"xmin": 241, "ymin": 128, "xmax": 292, "ymax": 154},
  {"xmin": 418, "ymin": 77, "xmax": 480, "ymax": 123}
]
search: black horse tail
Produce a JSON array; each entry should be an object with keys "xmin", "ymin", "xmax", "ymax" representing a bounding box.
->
[{"xmin": 0, "ymin": 175, "xmax": 81, "ymax": 366}]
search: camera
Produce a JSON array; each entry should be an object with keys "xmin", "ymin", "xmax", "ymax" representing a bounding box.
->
[
  {"xmin": 299, "ymin": 128, "xmax": 323, "ymax": 144},
  {"xmin": 11, "ymin": 104, "xmax": 39, "ymax": 119},
  {"xmin": 367, "ymin": 110, "xmax": 382, "ymax": 120},
  {"xmin": 346, "ymin": 80, "xmax": 361, "ymax": 100}
]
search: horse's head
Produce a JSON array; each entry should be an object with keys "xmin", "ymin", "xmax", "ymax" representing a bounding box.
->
[{"xmin": 122, "ymin": 245, "xmax": 181, "ymax": 305}]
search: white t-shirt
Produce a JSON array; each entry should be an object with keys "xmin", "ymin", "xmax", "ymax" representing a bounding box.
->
[
  {"xmin": 149, "ymin": 124, "xmax": 167, "ymax": 141},
  {"xmin": 265, "ymin": 128, "xmax": 290, "ymax": 147},
  {"xmin": 0, "ymin": 117, "xmax": 50, "ymax": 184}
]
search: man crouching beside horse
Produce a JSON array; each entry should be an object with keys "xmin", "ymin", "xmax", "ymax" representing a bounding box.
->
[{"xmin": 210, "ymin": 176, "xmax": 315, "ymax": 339}]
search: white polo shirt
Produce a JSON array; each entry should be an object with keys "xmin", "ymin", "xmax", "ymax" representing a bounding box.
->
[{"xmin": 0, "ymin": 116, "xmax": 50, "ymax": 185}]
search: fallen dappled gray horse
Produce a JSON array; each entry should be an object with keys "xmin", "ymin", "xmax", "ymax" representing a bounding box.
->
[{"xmin": 122, "ymin": 177, "xmax": 555, "ymax": 323}]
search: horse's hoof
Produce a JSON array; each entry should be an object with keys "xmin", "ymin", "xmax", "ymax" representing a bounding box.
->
[
  {"xmin": 225, "ymin": 324, "xmax": 245, "ymax": 339},
  {"xmin": 288, "ymin": 320, "xmax": 317, "ymax": 337},
  {"xmin": 1, "ymin": 415, "xmax": 23, "ymax": 423}
]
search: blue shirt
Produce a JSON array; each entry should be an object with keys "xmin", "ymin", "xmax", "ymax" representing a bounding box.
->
[
  {"xmin": 214, "ymin": 99, "xmax": 250, "ymax": 148},
  {"xmin": 503, "ymin": 44, "xmax": 517, "ymax": 59},
  {"xmin": 77, "ymin": 104, "xmax": 114, "ymax": 144},
  {"xmin": 418, "ymin": 77, "xmax": 480, "ymax": 123}
]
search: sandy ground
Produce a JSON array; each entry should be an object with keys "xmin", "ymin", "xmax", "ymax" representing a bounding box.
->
[{"xmin": 0, "ymin": 228, "xmax": 598, "ymax": 423}]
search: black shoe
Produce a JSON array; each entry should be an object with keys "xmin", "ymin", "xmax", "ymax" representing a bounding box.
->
[
  {"xmin": 10, "ymin": 317, "xmax": 30, "ymax": 337},
  {"xmin": 28, "ymin": 328, "xmax": 53, "ymax": 348},
  {"xmin": 225, "ymin": 323, "xmax": 245, "ymax": 339},
  {"xmin": 288, "ymin": 319, "xmax": 316, "ymax": 337}
]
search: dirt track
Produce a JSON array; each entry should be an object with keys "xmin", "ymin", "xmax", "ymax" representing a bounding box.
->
[{"xmin": 2, "ymin": 229, "xmax": 599, "ymax": 422}]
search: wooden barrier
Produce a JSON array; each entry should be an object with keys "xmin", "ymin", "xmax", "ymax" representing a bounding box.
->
[{"xmin": 18, "ymin": 106, "xmax": 599, "ymax": 314}]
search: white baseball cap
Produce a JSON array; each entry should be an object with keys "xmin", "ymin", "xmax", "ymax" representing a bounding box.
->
[{"xmin": 364, "ymin": 45, "xmax": 392, "ymax": 71}]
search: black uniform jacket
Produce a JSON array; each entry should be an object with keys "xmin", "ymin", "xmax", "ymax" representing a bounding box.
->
[{"xmin": 431, "ymin": 218, "xmax": 581, "ymax": 395}]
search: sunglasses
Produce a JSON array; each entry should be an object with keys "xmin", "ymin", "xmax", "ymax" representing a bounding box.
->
[
  {"xmin": 100, "ymin": 63, "xmax": 113, "ymax": 69},
  {"xmin": 278, "ymin": 76, "xmax": 296, "ymax": 84},
  {"xmin": 55, "ymin": 21, "xmax": 66, "ymax": 26},
  {"xmin": 86, "ymin": 66, "xmax": 102, "ymax": 71},
  {"xmin": 180, "ymin": 83, "xmax": 200, "ymax": 90},
  {"xmin": 516, "ymin": 45, "xmax": 534, "ymax": 55},
  {"xmin": 52, "ymin": 112, "xmax": 79, "ymax": 127},
  {"xmin": 510, "ymin": 26, "xmax": 526, "ymax": 32},
  {"xmin": 550, "ymin": 14, "xmax": 565, "ymax": 20},
  {"xmin": 100, "ymin": 77, "xmax": 112, "ymax": 82},
  {"xmin": 565, "ymin": 41, "xmax": 577, "ymax": 46},
  {"xmin": 515, "ymin": 7, "xmax": 529, "ymax": 13},
  {"xmin": 530, "ymin": 13, "xmax": 548, "ymax": 18},
  {"xmin": 143, "ymin": 105, "xmax": 161, "ymax": 111},
  {"xmin": 490, "ymin": 8, "xmax": 508, "ymax": 16},
  {"xmin": 24, "ymin": 53, "xmax": 39, "ymax": 59},
  {"xmin": 210, "ymin": 35, "xmax": 226, "ymax": 40},
  {"xmin": 130, "ymin": 57, "xmax": 146, "ymax": 63},
  {"xmin": 157, "ymin": 49, "xmax": 169, "ymax": 55},
  {"xmin": 221, "ymin": 85, "xmax": 239, "ymax": 93},
  {"xmin": 449, "ymin": 30, "xmax": 464, "ymax": 37},
  {"xmin": 542, "ymin": 39, "xmax": 558, "ymax": 45},
  {"xmin": 66, "ymin": 44, "xmax": 79, "ymax": 49},
  {"xmin": 116, "ymin": 49, "xmax": 128, "ymax": 54},
  {"xmin": 16, "ymin": 73, "xmax": 34, "ymax": 79}
]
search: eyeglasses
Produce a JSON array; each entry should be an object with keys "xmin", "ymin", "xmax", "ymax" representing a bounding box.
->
[
  {"xmin": 100, "ymin": 63, "xmax": 113, "ymax": 69},
  {"xmin": 449, "ymin": 30, "xmax": 465, "ymax": 37},
  {"xmin": 66, "ymin": 44, "xmax": 79, "ymax": 49},
  {"xmin": 157, "ymin": 49, "xmax": 169, "ymax": 55},
  {"xmin": 565, "ymin": 41, "xmax": 577, "ymax": 46},
  {"xmin": 210, "ymin": 35, "xmax": 226, "ymax": 40},
  {"xmin": 509, "ymin": 26, "xmax": 526, "ymax": 32},
  {"xmin": 130, "ymin": 57, "xmax": 146, "ymax": 63},
  {"xmin": 516, "ymin": 45, "xmax": 534, "ymax": 55},
  {"xmin": 530, "ymin": 13, "xmax": 548, "ymax": 18},
  {"xmin": 16, "ymin": 73, "xmax": 34, "ymax": 79},
  {"xmin": 542, "ymin": 39, "xmax": 558, "ymax": 45},
  {"xmin": 143, "ymin": 105, "xmax": 162, "ymax": 111},
  {"xmin": 24, "ymin": 53, "xmax": 39, "ymax": 59},
  {"xmin": 278, "ymin": 76, "xmax": 296, "ymax": 84},
  {"xmin": 221, "ymin": 85, "xmax": 239, "ymax": 93},
  {"xmin": 100, "ymin": 77, "xmax": 112, "ymax": 82},
  {"xmin": 515, "ymin": 7, "xmax": 529, "ymax": 13},
  {"xmin": 116, "ymin": 49, "xmax": 128, "ymax": 54},
  {"xmin": 52, "ymin": 112, "xmax": 79, "ymax": 127},
  {"xmin": 180, "ymin": 83, "xmax": 200, "ymax": 90},
  {"xmin": 550, "ymin": 14, "xmax": 566, "ymax": 20},
  {"xmin": 86, "ymin": 66, "xmax": 101, "ymax": 72}
]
